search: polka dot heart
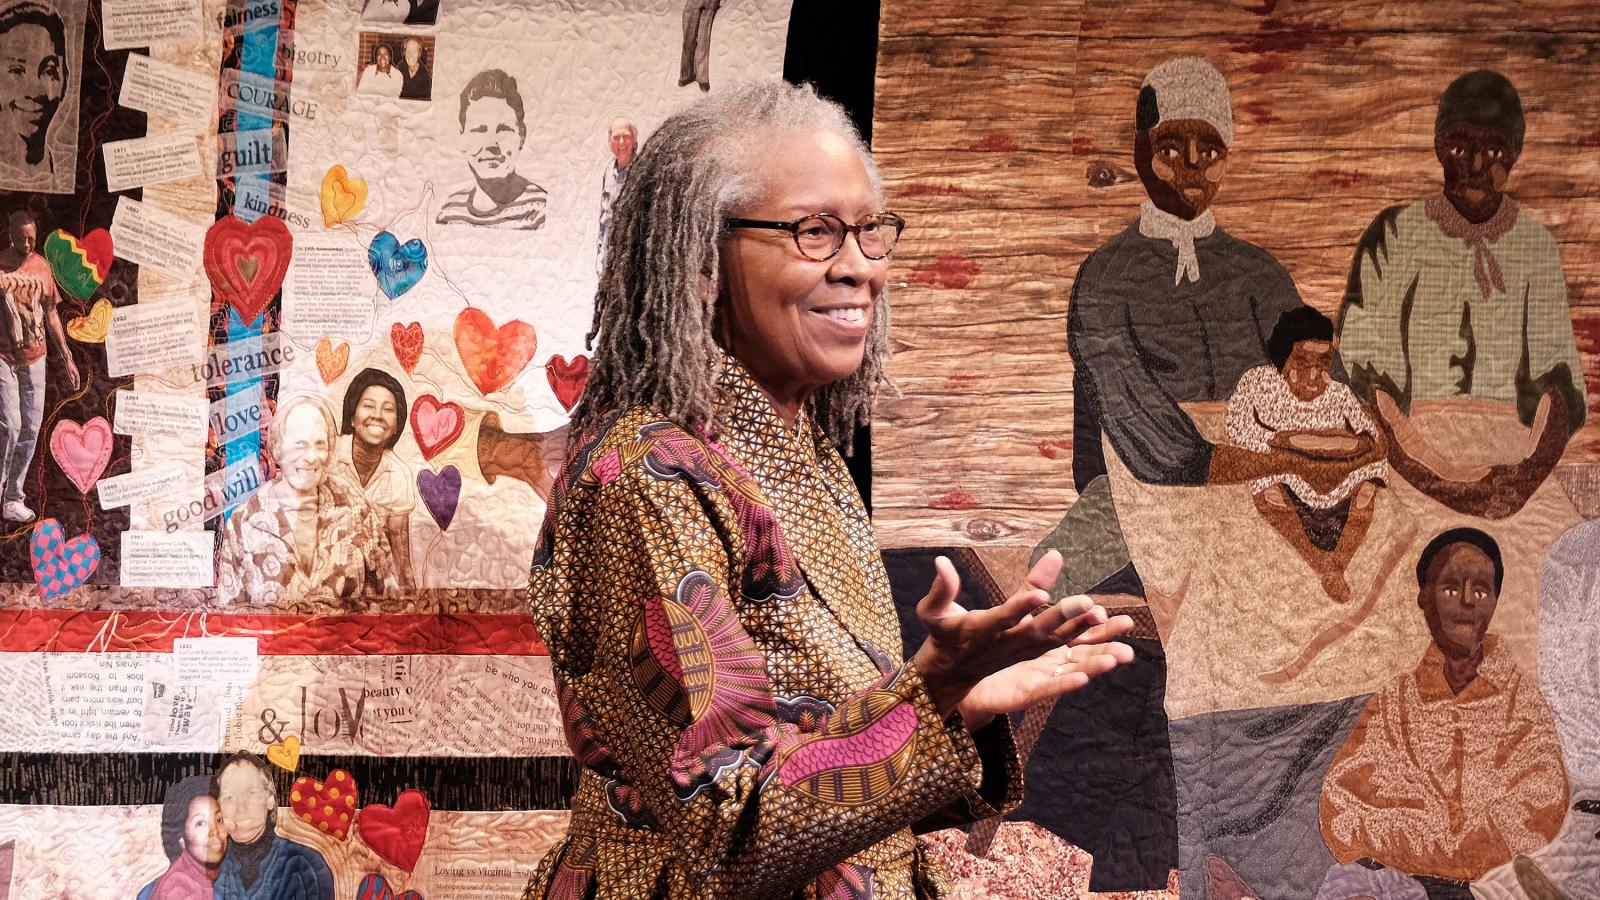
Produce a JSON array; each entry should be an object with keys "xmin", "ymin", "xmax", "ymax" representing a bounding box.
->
[{"xmin": 289, "ymin": 769, "xmax": 359, "ymax": 841}]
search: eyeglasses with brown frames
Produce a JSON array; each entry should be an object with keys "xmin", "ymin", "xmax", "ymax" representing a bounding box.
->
[{"xmin": 724, "ymin": 212, "xmax": 906, "ymax": 261}]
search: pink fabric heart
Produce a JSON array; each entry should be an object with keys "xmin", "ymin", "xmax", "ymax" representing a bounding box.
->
[
  {"xmin": 409, "ymin": 395, "xmax": 464, "ymax": 461},
  {"xmin": 50, "ymin": 417, "xmax": 113, "ymax": 494}
]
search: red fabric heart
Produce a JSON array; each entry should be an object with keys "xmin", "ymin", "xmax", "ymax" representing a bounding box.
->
[
  {"xmin": 545, "ymin": 354, "xmax": 589, "ymax": 412},
  {"xmin": 409, "ymin": 394, "xmax": 464, "ymax": 461},
  {"xmin": 79, "ymin": 228, "xmax": 114, "ymax": 278},
  {"xmin": 204, "ymin": 214, "xmax": 293, "ymax": 327},
  {"xmin": 454, "ymin": 308, "xmax": 537, "ymax": 396},
  {"xmin": 391, "ymin": 322, "xmax": 424, "ymax": 373},
  {"xmin": 289, "ymin": 769, "xmax": 359, "ymax": 841},
  {"xmin": 358, "ymin": 789, "xmax": 431, "ymax": 873}
]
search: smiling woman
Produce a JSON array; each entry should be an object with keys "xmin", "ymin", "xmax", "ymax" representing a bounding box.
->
[
  {"xmin": 522, "ymin": 81, "xmax": 1135, "ymax": 899},
  {"xmin": 0, "ymin": 0, "xmax": 74, "ymax": 193},
  {"xmin": 336, "ymin": 367, "xmax": 416, "ymax": 591}
]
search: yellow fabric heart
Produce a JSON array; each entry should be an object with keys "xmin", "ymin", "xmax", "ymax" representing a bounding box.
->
[
  {"xmin": 66, "ymin": 299, "xmax": 112, "ymax": 343},
  {"xmin": 267, "ymin": 734, "xmax": 302, "ymax": 772},
  {"xmin": 317, "ymin": 337, "xmax": 350, "ymax": 384},
  {"xmin": 321, "ymin": 165, "xmax": 368, "ymax": 227}
]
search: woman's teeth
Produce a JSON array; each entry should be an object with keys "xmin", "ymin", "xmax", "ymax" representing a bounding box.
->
[{"xmin": 822, "ymin": 308, "xmax": 864, "ymax": 324}]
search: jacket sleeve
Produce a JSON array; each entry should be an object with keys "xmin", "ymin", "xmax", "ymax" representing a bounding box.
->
[
  {"xmin": 1515, "ymin": 226, "xmax": 1587, "ymax": 433},
  {"xmin": 1337, "ymin": 206, "xmax": 1414, "ymax": 407},
  {"xmin": 1068, "ymin": 258, "xmax": 1213, "ymax": 486},
  {"xmin": 531, "ymin": 465, "xmax": 1008, "ymax": 896}
]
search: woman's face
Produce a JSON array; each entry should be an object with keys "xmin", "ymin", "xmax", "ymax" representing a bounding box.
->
[
  {"xmin": 351, "ymin": 384, "xmax": 399, "ymax": 449},
  {"xmin": 183, "ymin": 795, "xmax": 227, "ymax": 866},
  {"xmin": 277, "ymin": 403, "xmax": 331, "ymax": 496},
  {"xmin": 374, "ymin": 45, "xmax": 391, "ymax": 71},
  {"xmin": 404, "ymin": 40, "xmax": 421, "ymax": 68},
  {"xmin": 0, "ymin": 23, "xmax": 65, "ymax": 152},
  {"xmin": 718, "ymin": 130, "xmax": 888, "ymax": 407},
  {"xmin": 1135, "ymin": 119, "xmax": 1228, "ymax": 220}
]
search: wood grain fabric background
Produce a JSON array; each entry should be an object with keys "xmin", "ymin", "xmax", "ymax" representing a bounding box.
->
[{"xmin": 872, "ymin": 0, "xmax": 1600, "ymax": 555}]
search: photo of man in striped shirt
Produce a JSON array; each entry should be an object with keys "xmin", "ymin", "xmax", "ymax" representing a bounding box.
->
[{"xmin": 435, "ymin": 68, "xmax": 548, "ymax": 230}]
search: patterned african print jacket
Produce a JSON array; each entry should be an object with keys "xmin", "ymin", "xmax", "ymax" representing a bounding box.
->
[{"xmin": 523, "ymin": 358, "xmax": 1022, "ymax": 899}]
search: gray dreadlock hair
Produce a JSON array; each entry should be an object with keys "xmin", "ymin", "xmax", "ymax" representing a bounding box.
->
[{"xmin": 574, "ymin": 80, "xmax": 892, "ymax": 452}]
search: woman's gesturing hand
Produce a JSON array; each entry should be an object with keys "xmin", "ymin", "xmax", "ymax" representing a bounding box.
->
[
  {"xmin": 954, "ymin": 640, "xmax": 1134, "ymax": 730},
  {"xmin": 909, "ymin": 550, "xmax": 1135, "ymax": 721}
]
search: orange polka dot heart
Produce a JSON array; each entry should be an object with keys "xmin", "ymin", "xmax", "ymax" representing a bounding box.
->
[{"xmin": 289, "ymin": 769, "xmax": 359, "ymax": 841}]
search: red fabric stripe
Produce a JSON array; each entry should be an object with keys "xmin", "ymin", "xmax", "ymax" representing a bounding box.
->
[{"xmin": 0, "ymin": 609, "xmax": 548, "ymax": 655}]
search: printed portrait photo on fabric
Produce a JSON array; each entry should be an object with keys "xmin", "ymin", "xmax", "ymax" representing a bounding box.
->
[
  {"xmin": 434, "ymin": 68, "xmax": 549, "ymax": 230},
  {"xmin": 596, "ymin": 115, "xmax": 637, "ymax": 271},
  {"xmin": 360, "ymin": 0, "xmax": 439, "ymax": 27},
  {"xmin": 133, "ymin": 775, "xmax": 225, "ymax": 900},
  {"xmin": 216, "ymin": 393, "xmax": 401, "ymax": 612},
  {"xmin": 335, "ymin": 367, "xmax": 417, "ymax": 593},
  {"xmin": 356, "ymin": 31, "xmax": 432, "ymax": 101},
  {"xmin": 0, "ymin": 0, "xmax": 81, "ymax": 194},
  {"xmin": 212, "ymin": 753, "xmax": 335, "ymax": 899},
  {"xmin": 0, "ymin": 205, "xmax": 82, "ymax": 527}
]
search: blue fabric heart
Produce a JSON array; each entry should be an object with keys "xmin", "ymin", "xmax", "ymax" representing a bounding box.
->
[{"xmin": 368, "ymin": 231, "xmax": 429, "ymax": 299}]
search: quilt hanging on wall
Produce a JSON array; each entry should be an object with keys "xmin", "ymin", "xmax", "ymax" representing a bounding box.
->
[
  {"xmin": 872, "ymin": 2, "xmax": 1600, "ymax": 899},
  {"xmin": 0, "ymin": 0, "xmax": 789, "ymax": 896}
]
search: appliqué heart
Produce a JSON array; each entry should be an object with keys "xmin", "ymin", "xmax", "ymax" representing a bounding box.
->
[
  {"xmin": 42, "ymin": 228, "xmax": 113, "ymax": 301},
  {"xmin": 409, "ymin": 395, "xmax": 464, "ymax": 460},
  {"xmin": 368, "ymin": 231, "xmax": 428, "ymax": 300},
  {"xmin": 205, "ymin": 215, "xmax": 293, "ymax": 327},
  {"xmin": 357, "ymin": 872, "xmax": 424, "ymax": 900},
  {"xmin": 358, "ymin": 789, "xmax": 431, "ymax": 873},
  {"xmin": 391, "ymin": 322, "xmax": 424, "ymax": 373},
  {"xmin": 545, "ymin": 354, "xmax": 589, "ymax": 412},
  {"xmin": 454, "ymin": 307, "xmax": 536, "ymax": 396},
  {"xmin": 50, "ymin": 417, "xmax": 113, "ymax": 494},
  {"xmin": 266, "ymin": 734, "xmax": 302, "ymax": 772},
  {"xmin": 417, "ymin": 466, "xmax": 461, "ymax": 531},
  {"xmin": 29, "ymin": 518, "xmax": 100, "ymax": 601},
  {"xmin": 321, "ymin": 165, "xmax": 368, "ymax": 227},
  {"xmin": 316, "ymin": 337, "xmax": 350, "ymax": 384},
  {"xmin": 290, "ymin": 769, "xmax": 358, "ymax": 841},
  {"xmin": 66, "ymin": 299, "xmax": 113, "ymax": 343}
]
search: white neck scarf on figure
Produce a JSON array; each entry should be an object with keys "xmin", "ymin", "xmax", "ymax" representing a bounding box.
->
[{"xmin": 1139, "ymin": 201, "xmax": 1216, "ymax": 285}]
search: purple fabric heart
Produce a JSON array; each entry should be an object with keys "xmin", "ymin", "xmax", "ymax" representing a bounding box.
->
[{"xmin": 418, "ymin": 465, "xmax": 461, "ymax": 532}]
